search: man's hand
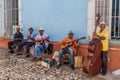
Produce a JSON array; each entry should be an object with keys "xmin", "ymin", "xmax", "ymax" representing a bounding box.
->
[
  {"xmin": 26, "ymin": 36, "xmax": 30, "ymax": 40},
  {"xmin": 44, "ymin": 36, "xmax": 49, "ymax": 40},
  {"xmin": 16, "ymin": 38, "xmax": 22, "ymax": 40},
  {"xmin": 93, "ymin": 32, "xmax": 98, "ymax": 37},
  {"xmin": 95, "ymin": 13, "xmax": 101, "ymax": 26}
]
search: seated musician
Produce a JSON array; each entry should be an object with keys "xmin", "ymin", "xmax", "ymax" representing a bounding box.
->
[
  {"xmin": 33, "ymin": 27, "xmax": 49, "ymax": 61},
  {"xmin": 93, "ymin": 22, "xmax": 109, "ymax": 75},
  {"xmin": 17, "ymin": 27, "xmax": 36, "ymax": 57},
  {"xmin": 57, "ymin": 31, "xmax": 78, "ymax": 70},
  {"xmin": 8, "ymin": 27, "xmax": 23, "ymax": 54}
]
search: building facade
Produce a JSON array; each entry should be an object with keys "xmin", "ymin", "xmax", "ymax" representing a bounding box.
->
[
  {"xmin": 0, "ymin": 0, "xmax": 22, "ymax": 36},
  {"xmin": 22, "ymin": 0, "xmax": 88, "ymax": 41},
  {"xmin": 88, "ymin": 0, "xmax": 120, "ymax": 40},
  {"xmin": 0, "ymin": 0, "xmax": 120, "ymax": 44}
]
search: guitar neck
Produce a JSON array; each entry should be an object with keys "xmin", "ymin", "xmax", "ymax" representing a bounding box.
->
[{"xmin": 70, "ymin": 37, "xmax": 86, "ymax": 43}]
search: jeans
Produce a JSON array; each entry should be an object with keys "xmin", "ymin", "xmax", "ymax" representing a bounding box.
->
[
  {"xmin": 18, "ymin": 41, "xmax": 34, "ymax": 54},
  {"xmin": 101, "ymin": 51, "xmax": 108, "ymax": 74},
  {"xmin": 59, "ymin": 48, "xmax": 74, "ymax": 65},
  {"xmin": 34, "ymin": 44, "xmax": 44, "ymax": 59}
]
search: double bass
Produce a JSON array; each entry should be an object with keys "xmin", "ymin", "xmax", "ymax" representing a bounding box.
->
[{"xmin": 83, "ymin": 13, "xmax": 103, "ymax": 76}]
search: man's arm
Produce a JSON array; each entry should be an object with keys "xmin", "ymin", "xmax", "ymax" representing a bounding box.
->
[
  {"xmin": 13, "ymin": 34, "xmax": 16, "ymax": 40},
  {"xmin": 93, "ymin": 32, "xmax": 105, "ymax": 40},
  {"xmin": 59, "ymin": 38, "xmax": 66, "ymax": 46},
  {"xmin": 94, "ymin": 31, "xmax": 109, "ymax": 40},
  {"xmin": 30, "ymin": 34, "xmax": 36, "ymax": 41},
  {"xmin": 44, "ymin": 34, "xmax": 50, "ymax": 42},
  {"xmin": 35, "ymin": 35, "xmax": 39, "ymax": 41},
  {"xmin": 16, "ymin": 33, "xmax": 23, "ymax": 40},
  {"xmin": 98, "ymin": 36, "xmax": 106, "ymax": 40},
  {"xmin": 44, "ymin": 36, "xmax": 49, "ymax": 41},
  {"xmin": 73, "ymin": 38, "xmax": 79, "ymax": 48}
]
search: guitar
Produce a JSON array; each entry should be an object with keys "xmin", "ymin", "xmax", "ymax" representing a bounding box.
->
[
  {"xmin": 61, "ymin": 37, "xmax": 86, "ymax": 50},
  {"xmin": 35, "ymin": 38, "xmax": 44, "ymax": 45}
]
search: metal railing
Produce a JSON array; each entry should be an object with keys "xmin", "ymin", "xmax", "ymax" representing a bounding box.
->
[
  {"xmin": 111, "ymin": 0, "xmax": 120, "ymax": 39},
  {"xmin": 95, "ymin": 0, "xmax": 120, "ymax": 40}
]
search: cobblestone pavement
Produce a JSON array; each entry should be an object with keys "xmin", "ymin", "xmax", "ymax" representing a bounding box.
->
[{"xmin": 0, "ymin": 48, "xmax": 117, "ymax": 80}]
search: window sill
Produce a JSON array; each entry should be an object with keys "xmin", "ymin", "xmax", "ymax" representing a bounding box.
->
[{"xmin": 109, "ymin": 40, "xmax": 120, "ymax": 46}]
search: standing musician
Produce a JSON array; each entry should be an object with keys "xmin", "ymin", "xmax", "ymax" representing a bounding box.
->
[
  {"xmin": 33, "ymin": 27, "xmax": 49, "ymax": 61},
  {"xmin": 8, "ymin": 27, "xmax": 23, "ymax": 54},
  {"xmin": 93, "ymin": 21, "xmax": 109, "ymax": 75},
  {"xmin": 57, "ymin": 31, "xmax": 79, "ymax": 70}
]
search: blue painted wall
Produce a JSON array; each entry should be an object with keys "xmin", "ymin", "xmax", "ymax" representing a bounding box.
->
[{"xmin": 22, "ymin": 0, "xmax": 88, "ymax": 42}]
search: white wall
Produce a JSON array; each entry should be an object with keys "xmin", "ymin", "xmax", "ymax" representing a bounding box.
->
[
  {"xmin": 0, "ymin": 0, "xmax": 4, "ymax": 36},
  {"xmin": 87, "ymin": 0, "xmax": 95, "ymax": 40}
]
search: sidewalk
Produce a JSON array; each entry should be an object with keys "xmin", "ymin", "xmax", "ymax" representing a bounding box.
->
[{"xmin": 0, "ymin": 48, "xmax": 118, "ymax": 80}]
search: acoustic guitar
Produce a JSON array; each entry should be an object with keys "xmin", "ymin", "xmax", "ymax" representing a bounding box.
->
[
  {"xmin": 61, "ymin": 37, "xmax": 86, "ymax": 50},
  {"xmin": 35, "ymin": 38, "xmax": 44, "ymax": 45}
]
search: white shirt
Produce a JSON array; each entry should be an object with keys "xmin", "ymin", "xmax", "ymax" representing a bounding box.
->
[
  {"xmin": 35, "ymin": 33, "xmax": 49, "ymax": 47},
  {"xmin": 25, "ymin": 33, "xmax": 35, "ymax": 42}
]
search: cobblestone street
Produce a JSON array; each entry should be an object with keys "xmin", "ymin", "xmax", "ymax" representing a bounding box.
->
[{"xmin": 0, "ymin": 48, "xmax": 118, "ymax": 80}]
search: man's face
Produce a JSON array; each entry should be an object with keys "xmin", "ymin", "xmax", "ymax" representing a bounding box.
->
[
  {"xmin": 29, "ymin": 29, "xmax": 33, "ymax": 34},
  {"xmin": 39, "ymin": 30, "xmax": 44, "ymax": 34},
  {"xmin": 16, "ymin": 28, "xmax": 20, "ymax": 32},
  {"xmin": 100, "ymin": 24, "xmax": 105, "ymax": 31},
  {"xmin": 68, "ymin": 34, "xmax": 73, "ymax": 39}
]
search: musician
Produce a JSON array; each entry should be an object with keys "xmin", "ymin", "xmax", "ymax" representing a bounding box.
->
[
  {"xmin": 33, "ymin": 27, "xmax": 49, "ymax": 61},
  {"xmin": 17, "ymin": 27, "xmax": 36, "ymax": 57},
  {"xmin": 8, "ymin": 27, "xmax": 23, "ymax": 54},
  {"xmin": 93, "ymin": 22, "xmax": 109, "ymax": 75},
  {"xmin": 57, "ymin": 31, "xmax": 78, "ymax": 70}
]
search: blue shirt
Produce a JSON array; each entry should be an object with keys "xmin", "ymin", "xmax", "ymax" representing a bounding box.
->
[{"xmin": 13, "ymin": 32, "xmax": 23, "ymax": 42}]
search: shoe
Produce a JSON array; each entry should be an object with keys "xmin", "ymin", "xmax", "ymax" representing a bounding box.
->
[
  {"xmin": 70, "ymin": 64, "xmax": 75, "ymax": 70},
  {"xmin": 56, "ymin": 64, "xmax": 62, "ymax": 69},
  {"xmin": 101, "ymin": 72, "xmax": 106, "ymax": 76},
  {"xmin": 10, "ymin": 51, "xmax": 14, "ymax": 54},
  {"xmin": 16, "ymin": 52, "xmax": 22, "ymax": 55},
  {"xmin": 8, "ymin": 51, "xmax": 11, "ymax": 53},
  {"xmin": 8, "ymin": 51, "xmax": 14, "ymax": 54},
  {"xmin": 37, "ymin": 58, "xmax": 42, "ymax": 61},
  {"xmin": 32, "ymin": 57, "xmax": 37, "ymax": 61},
  {"xmin": 26, "ymin": 54, "xmax": 30, "ymax": 58}
]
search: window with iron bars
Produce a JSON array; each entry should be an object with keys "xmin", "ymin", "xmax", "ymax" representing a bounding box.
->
[
  {"xmin": 95, "ymin": 0, "xmax": 120, "ymax": 40},
  {"xmin": 0, "ymin": 0, "xmax": 21, "ymax": 36},
  {"xmin": 111, "ymin": 0, "xmax": 120, "ymax": 40}
]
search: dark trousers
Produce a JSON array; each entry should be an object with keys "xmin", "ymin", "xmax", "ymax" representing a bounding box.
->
[
  {"xmin": 8, "ymin": 41, "xmax": 19, "ymax": 52},
  {"xmin": 101, "ymin": 51, "xmax": 108, "ymax": 74},
  {"xmin": 18, "ymin": 41, "xmax": 34, "ymax": 54}
]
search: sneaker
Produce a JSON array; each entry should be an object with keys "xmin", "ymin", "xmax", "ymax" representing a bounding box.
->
[
  {"xmin": 26, "ymin": 54, "xmax": 30, "ymax": 58},
  {"xmin": 70, "ymin": 64, "xmax": 75, "ymax": 70},
  {"xmin": 16, "ymin": 52, "xmax": 22, "ymax": 55},
  {"xmin": 56, "ymin": 64, "xmax": 62, "ymax": 69}
]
